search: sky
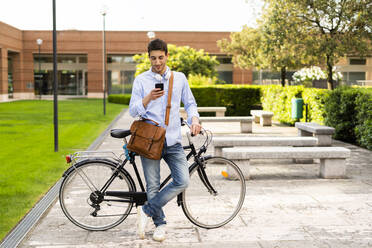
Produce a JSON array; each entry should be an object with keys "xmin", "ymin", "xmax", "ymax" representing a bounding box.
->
[{"xmin": 0, "ymin": 0, "xmax": 265, "ymax": 32}]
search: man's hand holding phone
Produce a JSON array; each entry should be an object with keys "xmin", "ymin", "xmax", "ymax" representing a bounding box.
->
[
  {"xmin": 142, "ymin": 83, "xmax": 164, "ymax": 108},
  {"xmin": 152, "ymin": 83, "xmax": 164, "ymax": 99}
]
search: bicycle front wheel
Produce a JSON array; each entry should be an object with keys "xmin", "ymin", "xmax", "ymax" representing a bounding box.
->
[
  {"xmin": 181, "ymin": 156, "xmax": 246, "ymax": 229},
  {"xmin": 59, "ymin": 160, "xmax": 134, "ymax": 231}
]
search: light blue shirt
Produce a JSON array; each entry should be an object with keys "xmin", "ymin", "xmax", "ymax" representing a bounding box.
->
[{"xmin": 129, "ymin": 67, "xmax": 199, "ymax": 146}]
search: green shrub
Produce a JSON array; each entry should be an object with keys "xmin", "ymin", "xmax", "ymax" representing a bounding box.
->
[
  {"xmin": 354, "ymin": 90, "xmax": 372, "ymax": 149},
  {"xmin": 133, "ymin": 44, "xmax": 219, "ymax": 78},
  {"xmin": 108, "ymin": 85, "xmax": 372, "ymax": 150},
  {"xmin": 302, "ymin": 88, "xmax": 329, "ymax": 124},
  {"xmin": 188, "ymin": 74, "xmax": 218, "ymax": 86},
  {"xmin": 191, "ymin": 85, "xmax": 262, "ymax": 116},
  {"xmin": 108, "ymin": 94, "xmax": 132, "ymax": 105},
  {"xmin": 109, "ymin": 84, "xmax": 133, "ymax": 95},
  {"xmin": 324, "ymin": 87, "xmax": 360, "ymax": 143},
  {"xmin": 261, "ymin": 85, "xmax": 304, "ymax": 125},
  {"xmin": 108, "ymin": 86, "xmax": 262, "ymax": 117}
]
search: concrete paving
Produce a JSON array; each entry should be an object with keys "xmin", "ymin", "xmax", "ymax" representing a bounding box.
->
[{"xmin": 20, "ymin": 110, "xmax": 372, "ymax": 248}]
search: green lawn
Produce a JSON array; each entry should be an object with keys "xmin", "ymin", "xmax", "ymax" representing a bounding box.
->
[{"xmin": 0, "ymin": 99, "xmax": 126, "ymax": 240}]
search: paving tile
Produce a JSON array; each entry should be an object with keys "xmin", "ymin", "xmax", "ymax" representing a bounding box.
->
[{"xmin": 18, "ymin": 111, "xmax": 372, "ymax": 247}]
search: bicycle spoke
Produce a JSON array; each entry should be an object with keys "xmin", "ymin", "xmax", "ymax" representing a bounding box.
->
[
  {"xmin": 72, "ymin": 164, "xmax": 99, "ymax": 193},
  {"xmin": 59, "ymin": 161, "xmax": 134, "ymax": 231},
  {"xmin": 182, "ymin": 157, "xmax": 245, "ymax": 229}
]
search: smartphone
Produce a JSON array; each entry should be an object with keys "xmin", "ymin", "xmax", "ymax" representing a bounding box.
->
[{"xmin": 155, "ymin": 83, "xmax": 164, "ymax": 91}]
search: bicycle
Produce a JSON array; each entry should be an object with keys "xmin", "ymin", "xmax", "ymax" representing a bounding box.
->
[{"xmin": 59, "ymin": 118, "xmax": 246, "ymax": 231}]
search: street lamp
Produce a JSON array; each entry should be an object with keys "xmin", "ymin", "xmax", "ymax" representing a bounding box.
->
[
  {"xmin": 100, "ymin": 5, "xmax": 108, "ymax": 115},
  {"xmin": 52, "ymin": 0, "xmax": 58, "ymax": 152},
  {"xmin": 36, "ymin": 38, "xmax": 43, "ymax": 99},
  {"xmin": 147, "ymin": 31, "xmax": 155, "ymax": 40}
]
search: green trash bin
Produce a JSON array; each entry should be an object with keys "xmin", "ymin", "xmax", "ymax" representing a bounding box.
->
[{"xmin": 292, "ymin": 98, "xmax": 303, "ymax": 119}]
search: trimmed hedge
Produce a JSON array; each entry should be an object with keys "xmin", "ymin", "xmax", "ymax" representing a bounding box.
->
[
  {"xmin": 108, "ymin": 85, "xmax": 372, "ymax": 150},
  {"xmin": 324, "ymin": 87, "xmax": 372, "ymax": 148},
  {"xmin": 190, "ymin": 85, "xmax": 262, "ymax": 116},
  {"xmin": 355, "ymin": 90, "xmax": 372, "ymax": 150},
  {"xmin": 108, "ymin": 94, "xmax": 131, "ymax": 105},
  {"xmin": 261, "ymin": 85, "xmax": 329, "ymax": 125},
  {"xmin": 302, "ymin": 88, "xmax": 330, "ymax": 124},
  {"xmin": 261, "ymin": 85, "xmax": 303, "ymax": 125},
  {"xmin": 108, "ymin": 86, "xmax": 262, "ymax": 117},
  {"xmin": 324, "ymin": 87, "xmax": 360, "ymax": 143}
]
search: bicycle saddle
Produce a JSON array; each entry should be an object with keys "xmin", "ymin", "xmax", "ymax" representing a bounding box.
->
[{"xmin": 110, "ymin": 129, "xmax": 131, "ymax": 138}]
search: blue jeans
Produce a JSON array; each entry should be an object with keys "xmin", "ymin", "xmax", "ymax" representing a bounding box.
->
[{"xmin": 140, "ymin": 142, "xmax": 189, "ymax": 227}]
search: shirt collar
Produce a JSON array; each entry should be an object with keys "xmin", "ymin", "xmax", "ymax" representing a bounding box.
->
[{"xmin": 148, "ymin": 66, "xmax": 170, "ymax": 80}]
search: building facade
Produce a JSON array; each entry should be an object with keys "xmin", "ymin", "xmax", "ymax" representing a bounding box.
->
[
  {"xmin": 0, "ymin": 21, "xmax": 252, "ymax": 102},
  {"xmin": 0, "ymin": 21, "xmax": 371, "ymax": 102}
]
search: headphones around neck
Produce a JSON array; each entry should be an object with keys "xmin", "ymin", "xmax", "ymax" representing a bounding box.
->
[{"xmin": 153, "ymin": 68, "xmax": 171, "ymax": 81}]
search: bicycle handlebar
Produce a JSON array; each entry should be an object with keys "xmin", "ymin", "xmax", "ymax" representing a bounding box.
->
[{"xmin": 186, "ymin": 132, "xmax": 193, "ymax": 145}]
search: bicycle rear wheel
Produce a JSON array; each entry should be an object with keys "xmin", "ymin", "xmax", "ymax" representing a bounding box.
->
[
  {"xmin": 59, "ymin": 160, "xmax": 134, "ymax": 231},
  {"xmin": 181, "ymin": 156, "xmax": 246, "ymax": 229}
]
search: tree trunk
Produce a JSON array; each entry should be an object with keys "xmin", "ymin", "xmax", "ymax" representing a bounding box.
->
[
  {"xmin": 280, "ymin": 67, "xmax": 286, "ymax": 87},
  {"xmin": 326, "ymin": 55, "xmax": 334, "ymax": 90}
]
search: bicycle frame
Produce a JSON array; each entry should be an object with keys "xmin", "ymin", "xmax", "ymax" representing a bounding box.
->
[{"xmin": 102, "ymin": 133, "xmax": 217, "ymax": 207}]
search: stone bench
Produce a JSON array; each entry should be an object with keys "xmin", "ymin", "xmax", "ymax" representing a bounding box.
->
[
  {"xmin": 222, "ymin": 146, "xmax": 350, "ymax": 179},
  {"xmin": 199, "ymin": 116, "xmax": 254, "ymax": 133},
  {"xmin": 250, "ymin": 110, "xmax": 274, "ymax": 126},
  {"xmin": 295, "ymin": 122, "xmax": 335, "ymax": 146},
  {"xmin": 180, "ymin": 107, "xmax": 226, "ymax": 118},
  {"xmin": 213, "ymin": 136, "xmax": 318, "ymax": 156}
]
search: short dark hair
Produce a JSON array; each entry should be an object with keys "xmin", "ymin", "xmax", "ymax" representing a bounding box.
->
[{"xmin": 148, "ymin": 39, "xmax": 168, "ymax": 55}]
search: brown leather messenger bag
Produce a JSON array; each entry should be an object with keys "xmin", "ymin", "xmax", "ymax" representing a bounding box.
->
[{"xmin": 127, "ymin": 71, "xmax": 174, "ymax": 160}]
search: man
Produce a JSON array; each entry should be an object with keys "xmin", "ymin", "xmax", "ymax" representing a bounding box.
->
[{"xmin": 129, "ymin": 38, "xmax": 201, "ymax": 242}]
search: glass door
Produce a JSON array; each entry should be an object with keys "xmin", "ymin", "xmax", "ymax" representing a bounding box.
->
[{"xmin": 8, "ymin": 57, "xmax": 13, "ymax": 98}]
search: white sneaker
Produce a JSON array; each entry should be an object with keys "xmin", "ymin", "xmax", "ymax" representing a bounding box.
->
[
  {"xmin": 137, "ymin": 206, "xmax": 149, "ymax": 239},
  {"xmin": 153, "ymin": 224, "xmax": 166, "ymax": 242}
]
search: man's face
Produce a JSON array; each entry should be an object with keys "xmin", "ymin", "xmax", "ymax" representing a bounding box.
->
[{"xmin": 149, "ymin": 50, "xmax": 168, "ymax": 74}]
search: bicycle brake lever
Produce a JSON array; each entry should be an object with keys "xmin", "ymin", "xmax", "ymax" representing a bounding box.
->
[{"xmin": 180, "ymin": 117, "xmax": 185, "ymax": 126}]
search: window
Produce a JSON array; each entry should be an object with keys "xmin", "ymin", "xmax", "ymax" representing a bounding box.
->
[
  {"xmin": 252, "ymin": 70, "xmax": 296, "ymax": 85},
  {"xmin": 78, "ymin": 56, "xmax": 87, "ymax": 63},
  {"xmin": 216, "ymin": 56, "xmax": 232, "ymax": 64},
  {"xmin": 342, "ymin": 71, "xmax": 366, "ymax": 85},
  {"xmin": 214, "ymin": 55, "xmax": 233, "ymax": 83},
  {"xmin": 33, "ymin": 54, "xmax": 88, "ymax": 95},
  {"xmin": 57, "ymin": 56, "xmax": 76, "ymax": 64},
  {"xmin": 108, "ymin": 55, "xmax": 135, "ymax": 64},
  {"xmin": 349, "ymin": 58, "xmax": 366, "ymax": 65},
  {"xmin": 217, "ymin": 71, "xmax": 233, "ymax": 84},
  {"xmin": 349, "ymin": 72, "xmax": 365, "ymax": 82},
  {"xmin": 34, "ymin": 54, "xmax": 87, "ymax": 64},
  {"xmin": 107, "ymin": 55, "xmax": 136, "ymax": 94}
]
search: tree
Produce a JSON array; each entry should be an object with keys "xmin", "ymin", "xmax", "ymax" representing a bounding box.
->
[
  {"xmin": 218, "ymin": 26, "xmax": 264, "ymax": 70},
  {"xmin": 257, "ymin": 0, "xmax": 322, "ymax": 86},
  {"xmin": 219, "ymin": 0, "xmax": 372, "ymax": 89},
  {"xmin": 218, "ymin": 1, "xmax": 320, "ymax": 86},
  {"xmin": 133, "ymin": 44, "xmax": 219, "ymax": 78},
  {"xmin": 284, "ymin": 0, "xmax": 372, "ymax": 89}
]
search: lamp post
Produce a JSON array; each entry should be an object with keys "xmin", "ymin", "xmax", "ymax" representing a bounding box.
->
[
  {"xmin": 36, "ymin": 38, "xmax": 43, "ymax": 99},
  {"xmin": 147, "ymin": 31, "xmax": 155, "ymax": 40},
  {"xmin": 52, "ymin": 0, "xmax": 58, "ymax": 152},
  {"xmin": 101, "ymin": 5, "xmax": 108, "ymax": 115}
]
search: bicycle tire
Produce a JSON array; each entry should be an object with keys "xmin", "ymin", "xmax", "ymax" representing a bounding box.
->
[
  {"xmin": 181, "ymin": 156, "xmax": 246, "ymax": 229},
  {"xmin": 59, "ymin": 159, "xmax": 135, "ymax": 231}
]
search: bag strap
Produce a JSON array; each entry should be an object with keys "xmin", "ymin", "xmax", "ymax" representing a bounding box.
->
[
  {"xmin": 140, "ymin": 118, "xmax": 159, "ymax": 126},
  {"xmin": 165, "ymin": 71, "xmax": 174, "ymax": 126}
]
